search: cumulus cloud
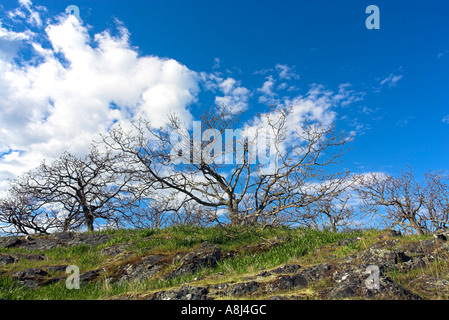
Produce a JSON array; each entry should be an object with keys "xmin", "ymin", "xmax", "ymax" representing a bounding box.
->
[
  {"xmin": 0, "ymin": 4, "xmax": 199, "ymax": 186},
  {"xmin": 0, "ymin": 2, "xmax": 364, "ymax": 194},
  {"xmin": 257, "ymin": 76, "xmax": 276, "ymax": 104},
  {"xmin": 244, "ymin": 83, "xmax": 361, "ymax": 172},
  {"xmin": 254, "ymin": 63, "xmax": 299, "ymax": 81},
  {"xmin": 275, "ymin": 64, "xmax": 299, "ymax": 80},
  {"xmin": 200, "ymin": 70, "xmax": 251, "ymax": 113}
]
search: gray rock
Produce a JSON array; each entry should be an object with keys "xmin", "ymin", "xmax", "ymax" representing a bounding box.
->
[
  {"xmin": 99, "ymin": 243, "xmax": 128, "ymax": 256},
  {"xmin": 0, "ymin": 232, "xmax": 112, "ymax": 251},
  {"xmin": 17, "ymin": 238, "xmax": 59, "ymax": 251},
  {"xmin": 165, "ymin": 242, "xmax": 221, "ymax": 279},
  {"xmin": 0, "ymin": 252, "xmax": 47, "ymax": 265},
  {"xmin": 41, "ymin": 265, "xmax": 69, "ymax": 273},
  {"xmin": 256, "ymin": 263, "xmax": 301, "ymax": 277},
  {"xmin": 226, "ymin": 281, "xmax": 260, "ymax": 296},
  {"xmin": 266, "ymin": 262, "xmax": 332, "ymax": 292},
  {"xmin": 266, "ymin": 275, "xmax": 296, "ymax": 292},
  {"xmin": 267, "ymin": 295, "xmax": 302, "ymax": 300},
  {"xmin": 354, "ymin": 248, "xmax": 410, "ymax": 268},
  {"xmin": 338, "ymin": 238, "xmax": 360, "ymax": 246},
  {"xmin": 327, "ymin": 283, "xmax": 356, "ymax": 299},
  {"xmin": 79, "ymin": 269, "xmax": 101, "ymax": 282},
  {"xmin": 209, "ymin": 283, "xmax": 230, "ymax": 291},
  {"xmin": 148, "ymin": 286, "xmax": 210, "ymax": 300},
  {"xmin": 256, "ymin": 270, "xmax": 272, "ymax": 277},
  {"xmin": 49, "ymin": 232, "xmax": 74, "ymax": 242},
  {"xmin": 419, "ymin": 238, "xmax": 442, "ymax": 251},
  {"xmin": 400, "ymin": 256, "xmax": 428, "ymax": 271},
  {"xmin": 12, "ymin": 268, "xmax": 48, "ymax": 288},
  {"xmin": 296, "ymin": 263, "xmax": 333, "ymax": 281},
  {"xmin": 327, "ymin": 264, "xmax": 422, "ymax": 300},
  {"xmin": 67, "ymin": 233, "xmax": 111, "ymax": 247},
  {"xmin": 14, "ymin": 253, "xmax": 47, "ymax": 261},
  {"xmin": 0, "ymin": 236, "xmax": 21, "ymax": 249},
  {"xmin": 13, "ymin": 268, "xmax": 48, "ymax": 280},
  {"xmin": 0, "ymin": 254, "xmax": 17, "ymax": 265},
  {"xmin": 114, "ymin": 254, "xmax": 165, "ymax": 283},
  {"xmin": 271, "ymin": 263, "xmax": 301, "ymax": 274}
]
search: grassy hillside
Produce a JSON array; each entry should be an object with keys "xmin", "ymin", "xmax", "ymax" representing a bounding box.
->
[{"xmin": 0, "ymin": 226, "xmax": 448, "ymax": 300}]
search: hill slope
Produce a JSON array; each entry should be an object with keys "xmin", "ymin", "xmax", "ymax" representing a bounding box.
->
[{"xmin": 1, "ymin": 227, "xmax": 448, "ymax": 300}]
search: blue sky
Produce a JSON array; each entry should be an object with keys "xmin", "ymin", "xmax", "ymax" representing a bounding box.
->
[{"xmin": 0, "ymin": 0, "xmax": 448, "ymax": 190}]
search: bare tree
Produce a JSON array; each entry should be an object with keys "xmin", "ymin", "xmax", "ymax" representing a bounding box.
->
[
  {"xmin": 0, "ymin": 182, "xmax": 60, "ymax": 235},
  {"xmin": 358, "ymin": 167, "xmax": 427, "ymax": 235},
  {"xmin": 102, "ymin": 105, "xmax": 353, "ymax": 227},
  {"xmin": 291, "ymin": 171, "xmax": 362, "ymax": 232},
  {"xmin": 9, "ymin": 146, "xmax": 136, "ymax": 232},
  {"xmin": 422, "ymin": 170, "xmax": 449, "ymax": 234},
  {"xmin": 303, "ymin": 189, "xmax": 359, "ymax": 232}
]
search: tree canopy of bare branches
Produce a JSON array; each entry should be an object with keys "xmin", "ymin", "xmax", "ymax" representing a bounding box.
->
[
  {"xmin": 102, "ymin": 105, "xmax": 353, "ymax": 227},
  {"xmin": 300, "ymin": 174, "xmax": 361, "ymax": 232},
  {"xmin": 358, "ymin": 167, "xmax": 449, "ymax": 235},
  {"xmin": 0, "ymin": 146, "xmax": 136, "ymax": 234}
]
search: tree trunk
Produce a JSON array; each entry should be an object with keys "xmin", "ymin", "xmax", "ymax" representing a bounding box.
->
[
  {"xmin": 85, "ymin": 213, "xmax": 94, "ymax": 232},
  {"xmin": 228, "ymin": 202, "xmax": 240, "ymax": 226},
  {"xmin": 409, "ymin": 217, "xmax": 425, "ymax": 235},
  {"xmin": 329, "ymin": 216, "xmax": 337, "ymax": 233},
  {"xmin": 83, "ymin": 204, "xmax": 95, "ymax": 232}
]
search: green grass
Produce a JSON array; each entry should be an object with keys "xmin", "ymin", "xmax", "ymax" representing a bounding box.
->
[
  {"xmin": 214, "ymin": 228, "xmax": 364, "ymax": 276},
  {"xmin": 0, "ymin": 226, "xmax": 370, "ymax": 300}
]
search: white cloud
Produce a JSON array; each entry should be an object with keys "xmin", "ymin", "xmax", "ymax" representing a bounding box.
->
[
  {"xmin": 254, "ymin": 63, "xmax": 300, "ymax": 81},
  {"xmin": 361, "ymin": 106, "xmax": 379, "ymax": 115},
  {"xmin": 437, "ymin": 51, "xmax": 449, "ymax": 59},
  {"xmin": 0, "ymin": 5, "xmax": 199, "ymax": 185},
  {"xmin": 0, "ymin": 2, "xmax": 364, "ymax": 195},
  {"xmin": 200, "ymin": 68, "xmax": 251, "ymax": 113},
  {"xmin": 219, "ymin": 77, "xmax": 236, "ymax": 95},
  {"xmin": 396, "ymin": 116, "xmax": 415, "ymax": 127},
  {"xmin": 212, "ymin": 57, "xmax": 220, "ymax": 70},
  {"xmin": 275, "ymin": 64, "xmax": 299, "ymax": 80},
  {"xmin": 8, "ymin": 0, "xmax": 44, "ymax": 27},
  {"xmin": 244, "ymin": 83, "xmax": 361, "ymax": 174},
  {"xmin": 215, "ymin": 77, "xmax": 250, "ymax": 113},
  {"xmin": 380, "ymin": 73, "xmax": 403, "ymax": 87},
  {"xmin": 257, "ymin": 75, "xmax": 278, "ymax": 105},
  {"xmin": 442, "ymin": 115, "xmax": 449, "ymax": 124},
  {"xmin": 259, "ymin": 76, "xmax": 275, "ymax": 96}
]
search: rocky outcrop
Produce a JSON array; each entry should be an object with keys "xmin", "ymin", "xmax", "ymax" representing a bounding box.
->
[
  {"xmin": 0, "ymin": 253, "xmax": 47, "ymax": 265},
  {"xmin": 109, "ymin": 254, "xmax": 166, "ymax": 283},
  {"xmin": 12, "ymin": 267, "xmax": 62, "ymax": 288},
  {"xmin": 325, "ymin": 263, "xmax": 421, "ymax": 300},
  {"xmin": 165, "ymin": 242, "xmax": 221, "ymax": 279},
  {"xmin": 265, "ymin": 263, "xmax": 334, "ymax": 293},
  {"xmin": 0, "ymin": 232, "xmax": 111, "ymax": 251},
  {"xmin": 148, "ymin": 286, "xmax": 211, "ymax": 300},
  {"xmin": 215, "ymin": 238, "xmax": 448, "ymax": 300},
  {"xmin": 225, "ymin": 281, "xmax": 260, "ymax": 296},
  {"xmin": 2, "ymin": 230, "xmax": 449, "ymax": 300}
]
